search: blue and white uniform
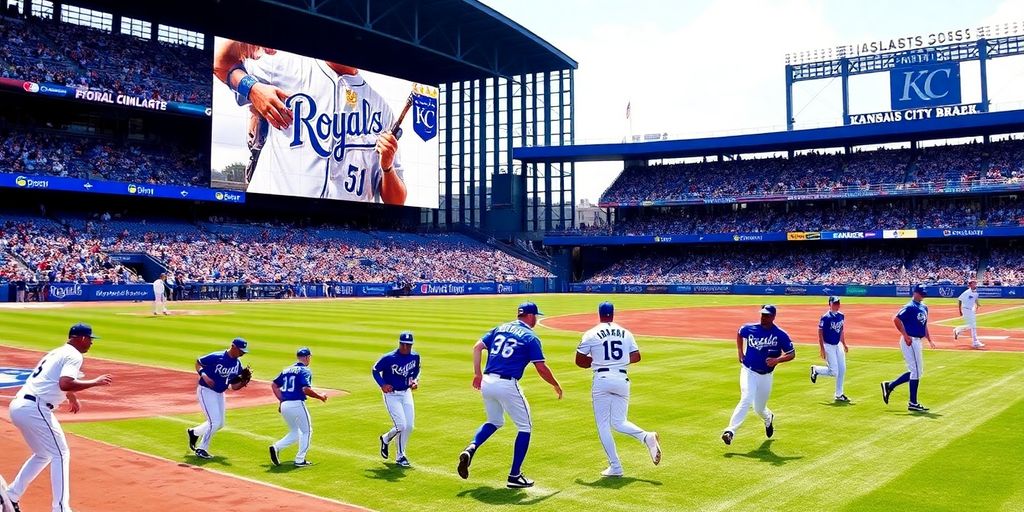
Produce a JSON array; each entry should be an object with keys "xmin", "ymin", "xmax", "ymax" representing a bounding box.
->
[
  {"xmin": 811, "ymin": 308, "xmax": 847, "ymax": 398},
  {"xmin": 271, "ymin": 360, "xmax": 315, "ymax": 463},
  {"xmin": 726, "ymin": 319, "xmax": 795, "ymax": 434},
  {"xmin": 896, "ymin": 299, "xmax": 928, "ymax": 380},
  {"xmin": 373, "ymin": 336, "xmax": 420, "ymax": 462},
  {"xmin": 478, "ymin": 320, "xmax": 544, "ymax": 432},
  {"xmin": 191, "ymin": 343, "xmax": 245, "ymax": 452},
  {"xmin": 954, "ymin": 287, "xmax": 982, "ymax": 347}
]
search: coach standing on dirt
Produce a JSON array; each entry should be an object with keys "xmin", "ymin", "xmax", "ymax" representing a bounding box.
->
[{"xmin": 1, "ymin": 323, "xmax": 113, "ymax": 512}]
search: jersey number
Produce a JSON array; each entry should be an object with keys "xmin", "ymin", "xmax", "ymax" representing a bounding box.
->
[
  {"xmin": 602, "ymin": 340, "xmax": 624, "ymax": 360},
  {"xmin": 282, "ymin": 375, "xmax": 297, "ymax": 393},
  {"xmin": 344, "ymin": 165, "xmax": 366, "ymax": 196},
  {"xmin": 32, "ymin": 359, "xmax": 46, "ymax": 378},
  {"xmin": 490, "ymin": 335, "xmax": 518, "ymax": 358}
]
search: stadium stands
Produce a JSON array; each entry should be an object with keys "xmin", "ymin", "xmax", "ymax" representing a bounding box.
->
[{"xmin": 986, "ymin": 248, "xmax": 1024, "ymax": 286}]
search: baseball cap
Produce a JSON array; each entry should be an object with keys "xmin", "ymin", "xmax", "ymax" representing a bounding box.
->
[
  {"xmin": 968, "ymin": 277, "xmax": 978, "ymax": 283},
  {"xmin": 399, "ymin": 331, "xmax": 414, "ymax": 345},
  {"xmin": 296, "ymin": 347, "xmax": 311, "ymax": 357},
  {"xmin": 760, "ymin": 304, "xmax": 778, "ymax": 316},
  {"xmin": 232, "ymin": 338, "xmax": 250, "ymax": 353},
  {"xmin": 912, "ymin": 284, "xmax": 928, "ymax": 297},
  {"xmin": 517, "ymin": 302, "xmax": 544, "ymax": 316},
  {"xmin": 598, "ymin": 301, "xmax": 614, "ymax": 317},
  {"xmin": 828, "ymin": 296, "xmax": 841, "ymax": 305},
  {"xmin": 68, "ymin": 323, "xmax": 99, "ymax": 339}
]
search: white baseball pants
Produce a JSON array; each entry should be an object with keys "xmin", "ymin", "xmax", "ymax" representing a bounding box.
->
[
  {"xmin": 899, "ymin": 336, "xmax": 924, "ymax": 379},
  {"xmin": 954, "ymin": 311, "xmax": 979, "ymax": 344},
  {"xmin": 726, "ymin": 366, "xmax": 774, "ymax": 434},
  {"xmin": 8, "ymin": 397, "xmax": 72, "ymax": 512},
  {"xmin": 812, "ymin": 344, "xmax": 846, "ymax": 397},
  {"xmin": 591, "ymin": 372, "xmax": 648, "ymax": 471},
  {"xmin": 480, "ymin": 374, "xmax": 532, "ymax": 432},
  {"xmin": 153, "ymin": 294, "xmax": 168, "ymax": 314},
  {"xmin": 192, "ymin": 386, "xmax": 226, "ymax": 451},
  {"xmin": 273, "ymin": 400, "xmax": 313, "ymax": 462},
  {"xmin": 381, "ymin": 389, "xmax": 415, "ymax": 459}
]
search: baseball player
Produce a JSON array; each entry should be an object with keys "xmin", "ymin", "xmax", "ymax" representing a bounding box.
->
[
  {"xmin": 213, "ymin": 40, "xmax": 408, "ymax": 204},
  {"xmin": 270, "ymin": 347, "xmax": 327, "ymax": 468},
  {"xmin": 810, "ymin": 296, "xmax": 850, "ymax": 402},
  {"xmin": 881, "ymin": 284, "xmax": 936, "ymax": 412},
  {"xmin": 575, "ymin": 302, "xmax": 661, "ymax": 477},
  {"xmin": 186, "ymin": 338, "xmax": 252, "ymax": 459},
  {"xmin": 372, "ymin": 332, "xmax": 421, "ymax": 468},
  {"xmin": 2, "ymin": 323, "xmax": 113, "ymax": 512},
  {"xmin": 953, "ymin": 278, "xmax": 984, "ymax": 349},
  {"xmin": 722, "ymin": 305, "xmax": 796, "ymax": 445},
  {"xmin": 153, "ymin": 273, "xmax": 169, "ymax": 315},
  {"xmin": 457, "ymin": 302, "xmax": 563, "ymax": 489}
]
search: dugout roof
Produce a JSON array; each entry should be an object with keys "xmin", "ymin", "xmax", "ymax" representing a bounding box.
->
[{"xmin": 74, "ymin": 0, "xmax": 577, "ymax": 84}]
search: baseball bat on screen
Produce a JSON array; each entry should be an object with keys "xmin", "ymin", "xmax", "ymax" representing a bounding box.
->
[{"xmin": 389, "ymin": 93, "xmax": 414, "ymax": 140}]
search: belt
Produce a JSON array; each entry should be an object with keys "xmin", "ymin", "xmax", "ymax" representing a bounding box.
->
[
  {"xmin": 596, "ymin": 368, "xmax": 627, "ymax": 374},
  {"xmin": 744, "ymin": 366, "xmax": 771, "ymax": 375},
  {"xmin": 23, "ymin": 394, "xmax": 54, "ymax": 409},
  {"xmin": 487, "ymin": 373, "xmax": 515, "ymax": 380}
]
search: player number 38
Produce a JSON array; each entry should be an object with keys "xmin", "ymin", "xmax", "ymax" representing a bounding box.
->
[{"xmin": 489, "ymin": 334, "xmax": 519, "ymax": 358}]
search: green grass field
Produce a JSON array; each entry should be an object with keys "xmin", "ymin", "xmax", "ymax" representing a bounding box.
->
[{"xmin": 2, "ymin": 295, "xmax": 1023, "ymax": 512}]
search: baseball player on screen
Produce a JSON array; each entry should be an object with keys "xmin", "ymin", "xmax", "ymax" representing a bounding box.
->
[
  {"xmin": 457, "ymin": 302, "xmax": 563, "ymax": 489},
  {"xmin": 213, "ymin": 39, "xmax": 408, "ymax": 204},
  {"xmin": 372, "ymin": 332, "xmax": 420, "ymax": 468},
  {"xmin": 1, "ymin": 323, "xmax": 112, "ymax": 512},
  {"xmin": 810, "ymin": 296, "xmax": 850, "ymax": 402},
  {"xmin": 186, "ymin": 338, "xmax": 251, "ymax": 459},
  {"xmin": 152, "ymin": 272, "xmax": 169, "ymax": 315},
  {"xmin": 881, "ymin": 284, "xmax": 936, "ymax": 412},
  {"xmin": 722, "ymin": 305, "xmax": 796, "ymax": 446},
  {"xmin": 953, "ymin": 278, "xmax": 984, "ymax": 349},
  {"xmin": 269, "ymin": 347, "xmax": 327, "ymax": 468},
  {"xmin": 575, "ymin": 302, "xmax": 661, "ymax": 477}
]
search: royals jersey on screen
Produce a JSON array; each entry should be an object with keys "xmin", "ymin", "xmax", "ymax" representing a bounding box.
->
[{"xmin": 482, "ymin": 321, "xmax": 545, "ymax": 380}]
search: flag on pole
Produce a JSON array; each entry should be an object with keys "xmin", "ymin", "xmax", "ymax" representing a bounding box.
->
[{"xmin": 625, "ymin": 101, "xmax": 631, "ymax": 120}]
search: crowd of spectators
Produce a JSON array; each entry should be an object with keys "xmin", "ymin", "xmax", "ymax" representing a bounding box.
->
[
  {"xmin": 0, "ymin": 216, "xmax": 138, "ymax": 285},
  {"xmin": 601, "ymin": 139, "xmax": 1024, "ymax": 204},
  {"xmin": 0, "ymin": 15, "xmax": 210, "ymax": 104},
  {"xmin": 0, "ymin": 131, "xmax": 207, "ymax": 186},
  {"xmin": 584, "ymin": 245, "xmax": 982, "ymax": 286},
  {"xmin": 985, "ymin": 248, "xmax": 1024, "ymax": 286}
]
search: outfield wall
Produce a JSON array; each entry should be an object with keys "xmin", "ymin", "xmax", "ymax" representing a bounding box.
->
[{"xmin": 568, "ymin": 283, "xmax": 1024, "ymax": 299}]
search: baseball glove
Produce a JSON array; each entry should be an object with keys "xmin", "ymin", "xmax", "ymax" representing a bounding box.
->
[{"xmin": 230, "ymin": 366, "xmax": 253, "ymax": 388}]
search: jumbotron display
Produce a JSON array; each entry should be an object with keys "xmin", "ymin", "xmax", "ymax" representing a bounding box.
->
[{"xmin": 210, "ymin": 37, "xmax": 440, "ymax": 208}]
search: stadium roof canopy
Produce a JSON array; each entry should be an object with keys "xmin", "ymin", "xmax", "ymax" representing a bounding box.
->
[
  {"xmin": 75, "ymin": 0, "xmax": 576, "ymax": 84},
  {"xmin": 514, "ymin": 108, "xmax": 1024, "ymax": 163}
]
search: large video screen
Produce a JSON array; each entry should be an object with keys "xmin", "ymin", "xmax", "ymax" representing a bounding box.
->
[{"xmin": 210, "ymin": 37, "xmax": 440, "ymax": 208}]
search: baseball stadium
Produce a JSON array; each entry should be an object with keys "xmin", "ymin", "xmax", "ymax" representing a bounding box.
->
[{"xmin": 1, "ymin": 1, "xmax": 1023, "ymax": 511}]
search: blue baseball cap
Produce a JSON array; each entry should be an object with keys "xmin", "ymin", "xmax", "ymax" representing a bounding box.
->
[
  {"xmin": 598, "ymin": 301, "xmax": 614, "ymax": 317},
  {"xmin": 68, "ymin": 323, "xmax": 99, "ymax": 339},
  {"xmin": 296, "ymin": 347, "xmax": 311, "ymax": 357},
  {"xmin": 517, "ymin": 302, "xmax": 543, "ymax": 316},
  {"xmin": 399, "ymin": 331, "xmax": 414, "ymax": 345},
  {"xmin": 760, "ymin": 304, "xmax": 778, "ymax": 316},
  {"xmin": 232, "ymin": 338, "xmax": 249, "ymax": 353},
  {"xmin": 828, "ymin": 296, "xmax": 841, "ymax": 304},
  {"xmin": 912, "ymin": 284, "xmax": 928, "ymax": 296}
]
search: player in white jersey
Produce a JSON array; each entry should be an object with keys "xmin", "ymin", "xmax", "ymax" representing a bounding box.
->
[
  {"xmin": 1, "ymin": 323, "xmax": 113, "ymax": 512},
  {"xmin": 213, "ymin": 40, "xmax": 408, "ymax": 204},
  {"xmin": 152, "ymin": 273, "xmax": 169, "ymax": 315},
  {"xmin": 575, "ymin": 302, "xmax": 661, "ymax": 477},
  {"xmin": 953, "ymin": 278, "xmax": 984, "ymax": 349}
]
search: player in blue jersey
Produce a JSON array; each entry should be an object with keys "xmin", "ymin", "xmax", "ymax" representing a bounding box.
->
[
  {"xmin": 457, "ymin": 302, "xmax": 563, "ymax": 488},
  {"xmin": 373, "ymin": 332, "xmax": 421, "ymax": 467},
  {"xmin": 722, "ymin": 305, "xmax": 796, "ymax": 445},
  {"xmin": 270, "ymin": 347, "xmax": 328, "ymax": 468},
  {"xmin": 810, "ymin": 296, "xmax": 850, "ymax": 402},
  {"xmin": 187, "ymin": 338, "xmax": 250, "ymax": 459},
  {"xmin": 881, "ymin": 284, "xmax": 936, "ymax": 412}
]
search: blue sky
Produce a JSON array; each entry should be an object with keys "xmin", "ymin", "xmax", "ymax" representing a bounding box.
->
[{"xmin": 481, "ymin": 0, "xmax": 1024, "ymax": 202}]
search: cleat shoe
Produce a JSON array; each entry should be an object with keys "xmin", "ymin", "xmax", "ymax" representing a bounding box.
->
[
  {"xmin": 721, "ymin": 430, "xmax": 734, "ymax": 446},
  {"xmin": 269, "ymin": 446, "xmax": 280, "ymax": 466},
  {"xmin": 506, "ymin": 473, "xmax": 535, "ymax": 488},
  {"xmin": 395, "ymin": 457, "xmax": 411, "ymax": 468},
  {"xmin": 834, "ymin": 394, "xmax": 850, "ymax": 402},
  {"xmin": 457, "ymin": 447, "xmax": 475, "ymax": 479},
  {"xmin": 379, "ymin": 435, "xmax": 389, "ymax": 460},
  {"xmin": 953, "ymin": 328, "xmax": 959, "ymax": 340},
  {"xmin": 972, "ymin": 342, "xmax": 985, "ymax": 349},
  {"xmin": 601, "ymin": 467, "xmax": 624, "ymax": 477},
  {"xmin": 644, "ymin": 432, "xmax": 662, "ymax": 465},
  {"xmin": 880, "ymin": 381, "xmax": 891, "ymax": 404},
  {"xmin": 810, "ymin": 366, "xmax": 817, "ymax": 384},
  {"xmin": 765, "ymin": 414, "xmax": 775, "ymax": 438},
  {"xmin": 194, "ymin": 449, "xmax": 213, "ymax": 459},
  {"xmin": 294, "ymin": 460, "xmax": 314, "ymax": 467},
  {"xmin": 908, "ymin": 402, "xmax": 930, "ymax": 412},
  {"xmin": 187, "ymin": 428, "xmax": 198, "ymax": 451},
  {"xmin": 1, "ymin": 475, "xmax": 14, "ymax": 512}
]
